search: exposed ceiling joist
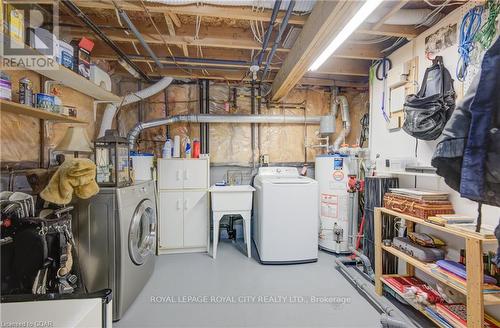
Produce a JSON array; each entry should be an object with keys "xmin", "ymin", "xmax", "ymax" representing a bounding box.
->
[
  {"xmin": 69, "ymin": 28, "xmax": 286, "ymax": 52},
  {"xmin": 299, "ymin": 77, "xmax": 368, "ymax": 88},
  {"xmin": 315, "ymin": 58, "xmax": 370, "ymax": 77},
  {"xmin": 70, "ymin": 27, "xmax": 382, "ymax": 60},
  {"xmin": 168, "ymin": 12, "xmax": 182, "ymax": 27},
  {"xmin": 139, "ymin": 68, "xmax": 275, "ymax": 82},
  {"xmin": 94, "ymin": 54, "xmax": 281, "ymax": 71},
  {"xmin": 163, "ymin": 13, "xmax": 176, "ymax": 36},
  {"xmin": 271, "ymin": 1, "xmax": 364, "ymax": 101},
  {"xmin": 73, "ymin": 0, "xmax": 308, "ymax": 25},
  {"xmin": 372, "ymin": 0, "xmax": 410, "ymax": 30},
  {"xmin": 181, "ymin": 44, "xmax": 189, "ymax": 57},
  {"xmin": 356, "ymin": 23, "xmax": 419, "ymax": 39}
]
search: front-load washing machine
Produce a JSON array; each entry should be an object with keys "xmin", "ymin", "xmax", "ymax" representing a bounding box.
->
[{"xmin": 72, "ymin": 180, "xmax": 156, "ymax": 321}]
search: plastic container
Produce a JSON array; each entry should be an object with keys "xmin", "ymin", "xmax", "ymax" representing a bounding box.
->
[
  {"xmin": 162, "ymin": 139, "xmax": 172, "ymax": 159},
  {"xmin": 185, "ymin": 137, "xmax": 191, "ymax": 159},
  {"xmin": 192, "ymin": 139, "xmax": 200, "ymax": 159},
  {"xmin": 173, "ymin": 136, "xmax": 180, "ymax": 158},
  {"xmin": 130, "ymin": 152, "xmax": 154, "ymax": 181},
  {"xmin": 19, "ymin": 77, "xmax": 33, "ymax": 106}
]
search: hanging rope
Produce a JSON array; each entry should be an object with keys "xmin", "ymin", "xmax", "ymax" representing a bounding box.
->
[
  {"xmin": 456, "ymin": 5, "xmax": 483, "ymax": 82},
  {"xmin": 475, "ymin": 0, "xmax": 500, "ymax": 50}
]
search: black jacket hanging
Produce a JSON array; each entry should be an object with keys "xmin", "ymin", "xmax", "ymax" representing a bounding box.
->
[{"xmin": 402, "ymin": 56, "xmax": 456, "ymax": 141}]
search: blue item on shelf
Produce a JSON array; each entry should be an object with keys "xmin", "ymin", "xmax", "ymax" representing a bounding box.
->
[{"xmin": 436, "ymin": 259, "xmax": 498, "ymax": 284}]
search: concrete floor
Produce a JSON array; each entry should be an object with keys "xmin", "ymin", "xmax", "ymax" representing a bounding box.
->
[{"xmin": 116, "ymin": 241, "xmax": 381, "ymax": 328}]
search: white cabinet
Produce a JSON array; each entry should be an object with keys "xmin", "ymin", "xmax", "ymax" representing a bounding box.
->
[
  {"xmin": 158, "ymin": 159, "xmax": 208, "ymax": 190},
  {"xmin": 183, "ymin": 191, "xmax": 208, "ymax": 248},
  {"xmin": 157, "ymin": 158, "xmax": 209, "ymax": 254}
]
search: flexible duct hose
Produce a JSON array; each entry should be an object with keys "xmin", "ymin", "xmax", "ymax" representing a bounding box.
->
[{"xmin": 98, "ymin": 77, "xmax": 173, "ymax": 137}]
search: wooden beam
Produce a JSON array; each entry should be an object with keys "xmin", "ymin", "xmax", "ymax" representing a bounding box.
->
[
  {"xmin": 123, "ymin": 66, "xmax": 276, "ymax": 83},
  {"xmin": 163, "ymin": 13, "xmax": 176, "ymax": 36},
  {"xmin": 315, "ymin": 58, "xmax": 370, "ymax": 77},
  {"xmin": 68, "ymin": 27, "xmax": 289, "ymax": 52},
  {"xmin": 94, "ymin": 54, "xmax": 280, "ymax": 71},
  {"xmin": 168, "ymin": 13, "xmax": 181, "ymax": 27},
  {"xmin": 271, "ymin": 1, "xmax": 364, "ymax": 101},
  {"xmin": 73, "ymin": 0, "xmax": 307, "ymax": 25},
  {"xmin": 372, "ymin": 0, "xmax": 410, "ymax": 30},
  {"xmin": 298, "ymin": 77, "xmax": 368, "ymax": 88},
  {"xmin": 70, "ymin": 26, "xmax": 384, "ymax": 60},
  {"xmin": 357, "ymin": 23, "xmax": 419, "ymax": 39},
  {"xmin": 335, "ymin": 43, "xmax": 383, "ymax": 60},
  {"xmin": 182, "ymin": 44, "xmax": 189, "ymax": 57}
]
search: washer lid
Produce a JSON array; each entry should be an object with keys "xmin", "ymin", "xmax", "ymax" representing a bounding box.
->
[{"xmin": 260, "ymin": 176, "xmax": 315, "ymax": 184}]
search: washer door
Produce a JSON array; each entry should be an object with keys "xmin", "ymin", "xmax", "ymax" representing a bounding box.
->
[{"xmin": 129, "ymin": 199, "xmax": 156, "ymax": 265}]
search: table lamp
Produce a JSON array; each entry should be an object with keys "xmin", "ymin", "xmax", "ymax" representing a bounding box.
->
[{"xmin": 55, "ymin": 126, "xmax": 93, "ymax": 159}]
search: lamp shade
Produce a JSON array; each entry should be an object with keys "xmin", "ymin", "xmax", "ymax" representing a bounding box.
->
[{"xmin": 56, "ymin": 127, "xmax": 93, "ymax": 153}]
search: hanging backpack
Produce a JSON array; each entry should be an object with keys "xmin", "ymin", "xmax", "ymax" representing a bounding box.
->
[{"xmin": 402, "ymin": 56, "xmax": 456, "ymax": 141}]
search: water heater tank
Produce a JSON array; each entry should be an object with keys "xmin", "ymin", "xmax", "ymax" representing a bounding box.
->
[{"xmin": 315, "ymin": 154, "xmax": 358, "ymax": 253}]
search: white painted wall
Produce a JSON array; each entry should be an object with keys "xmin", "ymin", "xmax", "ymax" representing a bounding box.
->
[
  {"xmin": 370, "ymin": 2, "xmax": 500, "ymax": 230},
  {"xmin": 369, "ymin": 3, "xmax": 500, "ymax": 313}
]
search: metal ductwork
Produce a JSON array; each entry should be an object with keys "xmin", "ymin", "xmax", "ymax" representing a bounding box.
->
[
  {"xmin": 128, "ymin": 114, "xmax": 323, "ymax": 148},
  {"xmin": 99, "ymin": 77, "xmax": 173, "ymax": 137},
  {"xmin": 333, "ymin": 95, "xmax": 351, "ymax": 150}
]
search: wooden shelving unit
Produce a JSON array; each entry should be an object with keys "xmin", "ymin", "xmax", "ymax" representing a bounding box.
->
[
  {"xmin": 374, "ymin": 207, "xmax": 500, "ymax": 328},
  {"xmin": 0, "ymin": 99, "xmax": 86, "ymax": 123},
  {"xmin": 380, "ymin": 275, "xmax": 447, "ymax": 327}
]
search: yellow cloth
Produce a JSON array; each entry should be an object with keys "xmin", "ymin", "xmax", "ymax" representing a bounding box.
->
[{"xmin": 40, "ymin": 159, "xmax": 99, "ymax": 205}]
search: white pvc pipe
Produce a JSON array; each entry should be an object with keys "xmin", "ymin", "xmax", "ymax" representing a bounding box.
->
[{"xmin": 98, "ymin": 77, "xmax": 173, "ymax": 137}]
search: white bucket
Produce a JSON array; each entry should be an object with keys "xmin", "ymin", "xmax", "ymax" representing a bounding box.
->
[{"xmin": 130, "ymin": 153, "xmax": 154, "ymax": 181}]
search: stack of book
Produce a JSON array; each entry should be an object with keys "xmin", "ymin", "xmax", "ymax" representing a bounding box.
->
[
  {"xmin": 432, "ymin": 260, "xmax": 500, "ymax": 293},
  {"xmin": 388, "ymin": 188, "xmax": 450, "ymax": 201}
]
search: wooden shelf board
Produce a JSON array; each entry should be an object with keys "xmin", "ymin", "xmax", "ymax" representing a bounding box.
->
[
  {"xmin": 35, "ymin": 66, "xmax": 121, "ymax": 102},
  {"xmin": 381, "ymin": 245, "xmax": 500, "ymax": 305},
  {"xmin": 377, "ymin": 170, "xmax": 439, "ymax": 178},
  {"xmin": 1, "ymin": 33, "xmax": 121, "ymax": 102},
  {"xmin": 380, "ymin": 275, "xmax": 447, "ymax": 328},
  {"xmin": 378, "ymin": 207, "xmax": 497, "ymax": 243},
  {"xmin": 0, "ymin": 100, "xmax": 86, "ymax": 123}
]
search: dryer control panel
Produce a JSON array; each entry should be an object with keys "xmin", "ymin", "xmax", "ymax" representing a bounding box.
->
[{"xmin": 257, "ymin": 167, "xmax": 299, "ymax": 177}]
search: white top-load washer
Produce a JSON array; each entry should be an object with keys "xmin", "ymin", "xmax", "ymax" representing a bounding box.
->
[{"xmin": 253, "ymin": 167, "xmax": 319, "ymax": 264}]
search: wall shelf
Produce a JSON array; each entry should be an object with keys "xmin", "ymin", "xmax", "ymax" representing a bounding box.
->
[
  {"xmin": 1, "ymin": 32, "xmax": 121, "ymax": 102},
  {"xmin": 376, "ymin": 170, "xmax": 439, "ymax": 178},
  {"xmin": 0, "ymin": 99, "xmax": 86, "ymax": 124}
]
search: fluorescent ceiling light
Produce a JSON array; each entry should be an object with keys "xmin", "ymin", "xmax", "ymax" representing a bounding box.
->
[{"xmin": 309, "ymin": 0, "xmax": 384, "ymax": 71}]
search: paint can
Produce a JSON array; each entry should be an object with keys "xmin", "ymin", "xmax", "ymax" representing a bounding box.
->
[
  {"xmin": 35, "ymin": 93, "xmax": 55, "ymax": 111},
  {"xmin": 19, "ymin": 77, "xmax": 33, "ymax": 106}
]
